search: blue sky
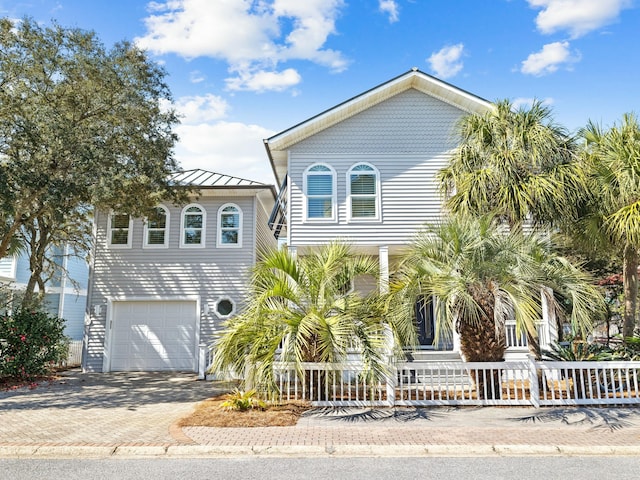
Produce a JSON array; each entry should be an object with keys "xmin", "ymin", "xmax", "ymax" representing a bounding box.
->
[{"xmin": 1, "ymin": 0, "xmax": 638, "ymax": 184}]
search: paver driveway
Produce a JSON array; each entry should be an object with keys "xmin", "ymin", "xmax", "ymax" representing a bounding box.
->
[{"xmin": 0, "ymin": 369, "xmax": 223, "ymax": 446}]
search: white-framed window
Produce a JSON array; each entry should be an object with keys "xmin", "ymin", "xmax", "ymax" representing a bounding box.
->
[
  {"xmin": 303, "ymin": 163, "xmax": 336, "ymax": 221},
  {"xmin": 143, "ymin": 205, "xmax": 169, "ymax": 248},
  {"xmin": 217, "ymin": 203, "xmax": 242, "ymax": 248},
  {"xmin": 347, "ymin": 162, "xmax": 380, "ymax": 221},
  {"xmin": 107, "ymin": 212, "xmax": 133, "ymax": 248},
  {"xmin": 214, "ymin": 297, "xmax": 236, "ymax": 318},
  {"xmin": 180, "ymin": 204, "xmax": 206, "ymax": 248}
]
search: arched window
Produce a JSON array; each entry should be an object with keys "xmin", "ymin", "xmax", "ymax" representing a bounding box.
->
[
  {"xmin": 180, "ymin": 204, "xmax": 206, "ymax": 247},
  {"xmin": 107, "ymin": 212, "xmax": 132, "ymax": 248},
  {"xmin": 144, "ymin": 205, "xmax": 169, "ymax": 248},
  {"xmin": 304, "ymin": 163, "xmax": 336, "ymax": 221},
  {"xmin": 217, "ymin": 203, "xmax": 242, "ymax": 247},
  {"xmin": 347, "ymin": 163, "xmax": 380, "ymax": 221}
]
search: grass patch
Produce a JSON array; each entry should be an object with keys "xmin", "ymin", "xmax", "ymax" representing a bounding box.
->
[{"xmin": 178, "ymin": 394, "xmax": 310, "ymax": 428}]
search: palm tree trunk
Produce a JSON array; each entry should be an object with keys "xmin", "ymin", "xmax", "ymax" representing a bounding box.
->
[
  {"xmin": 622, "ymin": 243, "xmax": 638, "ymax": 340},
  {"xmin": 458, "ymin": 289, "xmax": 506, "ymax": 400}
]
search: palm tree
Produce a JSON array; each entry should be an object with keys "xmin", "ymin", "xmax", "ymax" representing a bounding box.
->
[
  {"xmin": 388, "ymin": 214, "xmax": 602, "ymax": 396},
  {"xmin": 438, "ymin": 99, "xmax": 584, "ymax": 229},
  {"xmin": 579, "ymin": 113, "xmax": 640, "ymax": 339},
  {"xmin": 210, "ymin": 242, "xmax": 416, "ymax": 399}
]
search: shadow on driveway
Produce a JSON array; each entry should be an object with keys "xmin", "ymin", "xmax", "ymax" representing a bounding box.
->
[{"xmin": 0, "ymin": 369, "xmax": 232, "ymax": 411}]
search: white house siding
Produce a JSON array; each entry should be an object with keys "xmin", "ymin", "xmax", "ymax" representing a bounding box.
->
[
  {"xmin": 84, "ymin": 194, "xmax": 271, "ymax": 372},
  {"xmin": 288, "ymin": 89, "xmax": 465, "ymax": 248},
  {"xmin": 0, "ymin": 256, "xmax": 16, "ymax": 281},
  {"xmin": 255, "ymin": 196, "xmax": 277, "ymax": 258}
]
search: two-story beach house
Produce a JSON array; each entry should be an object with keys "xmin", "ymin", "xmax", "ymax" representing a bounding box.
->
[{"xmin": 265, "ymin": 68, "xmax": 558, "ymax": 359}]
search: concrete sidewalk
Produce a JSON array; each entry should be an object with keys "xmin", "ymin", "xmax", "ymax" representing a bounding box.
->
[{"xmin": 1, "ymin": 369, "xmax": 640, "ymax": 458}]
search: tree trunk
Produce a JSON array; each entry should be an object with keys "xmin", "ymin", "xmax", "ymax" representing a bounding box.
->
[
  {"xmin": 457, "ymin": 288, "xmax": 506, "ymax": 400},
  {"xmin": 622, "ymin": 244, "xmax": 638, "ymax": 340}
]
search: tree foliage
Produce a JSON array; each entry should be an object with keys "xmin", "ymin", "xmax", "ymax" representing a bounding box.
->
[
  {"xmin": 210, "ymin": 242, "xmax": 416, "ymax": 398},
  {"xmin": 438, "ymin": 99, "xmax": 583, "ymax": 228},
  {"xmin": 388, "ymin": 214, "xmax": 602, "ymax": 363},
  {"xmin": 576, "ymin": 113, "xmax": 640, "ymax": 338},
  {"xmin": 0, "ymin": 17, "xmax": 186, "ymax": 282}
]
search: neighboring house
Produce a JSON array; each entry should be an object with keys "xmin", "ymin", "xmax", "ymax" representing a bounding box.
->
[
  {"xmin": 83, "ymin": 169, "xmax": 276, "ymax": 373},
  {"xmin": 0, "ymin": 246, "xmax": 88, "ymax": 341},
  {"xmin": 264, "ymin": 68, "xmax": 558, "ymax": 359}
]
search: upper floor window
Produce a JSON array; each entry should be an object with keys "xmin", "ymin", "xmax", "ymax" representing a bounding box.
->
[
  {"xmin": 347, "ymin": 163, "xmax": 380, "ymax": 221},
  {"xmin": 144, "ymin": 205, "xmax": 169, "ymax": 248},
  {"xmin": 217, "ymin": 203, "xmax": 242, "ymax": 247},
  {"xmin": 304, "ymin": 163, "xmax": 336, "ymax": 221},
  {"xmin": 180, "ymin": 204, "xmax": 205, "ymax": 248},
  {"xmin": 107, "ymin": 213, "xmax": 132, "ymax": 248}
]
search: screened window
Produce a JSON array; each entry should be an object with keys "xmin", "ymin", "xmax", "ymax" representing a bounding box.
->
[
  {"xmin": 181, "ymin": 204, "xmax": 205, "ymax": 247},
  {"xmin": 347, "ymin": 163, "xmax": 379, "ymax": 220},
  {"xmin": 144, "ymin": 205, "xmax": 169, "ymax": 248},
  {"xmin": 108, "ymin": 213, "xmax": 132, "ymax": 248},
  {"xmin": 218, "ymin": 203, "xmax": 242, "ymax": 247},
  {"xmin": 304, "ymin": 164, "xmax": 336, "ymax": 220}
]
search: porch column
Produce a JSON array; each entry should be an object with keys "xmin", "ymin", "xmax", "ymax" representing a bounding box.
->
[
  {"xmin": 541, "ymin": 287, "xmax": 557, "ymax": 348},
  {"xmin": 288, "ymin": 245, "xmax": 297, "ymax": 259},
  {"xmin": 379, "ymin": 245, "xmax": 389, "ymax": 294}
]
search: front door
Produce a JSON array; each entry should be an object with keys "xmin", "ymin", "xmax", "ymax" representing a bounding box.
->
[{"xmin": 415, "ymin": 296, "xmax": 435, "ymax": 347}]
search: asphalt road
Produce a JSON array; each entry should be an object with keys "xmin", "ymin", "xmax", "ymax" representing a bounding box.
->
[{"xmin": 3, "ymin": 457, "xmax": 640, "ymax": 480}]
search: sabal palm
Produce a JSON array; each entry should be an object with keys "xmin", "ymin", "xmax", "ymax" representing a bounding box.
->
[
  {"xmin": 438, "ymin": 99, "xmax": 583, "ymax": 228},
  {"xmin": 580, "ymin": 113, "xmax": 640, "ymax": 338},
  {"xmin": 211, "ymin": 242, "xmax": 413, "ymax": 397},
  {"xmin": 388, "ymin": 214, "xmax": 601, "ymax": 363}
]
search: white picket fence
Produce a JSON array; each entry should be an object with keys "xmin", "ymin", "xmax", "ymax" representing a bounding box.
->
[{"xmin": 264, "ymin": 359, "xmax": 640, "ymax": 407}]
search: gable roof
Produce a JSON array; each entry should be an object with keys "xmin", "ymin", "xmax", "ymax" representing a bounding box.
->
[{"xmin": 264, "ymin": 68, "xmax": 494, "ymax": 185}]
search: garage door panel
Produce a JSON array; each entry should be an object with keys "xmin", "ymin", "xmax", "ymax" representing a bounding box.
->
[{"xmin": 110, "ymin": 300, "xmax": 198, "ymax": 372}]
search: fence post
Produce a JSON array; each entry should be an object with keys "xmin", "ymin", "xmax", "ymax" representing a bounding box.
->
[
  {"xmin": 197, "ymin": 344, "xmax": 207, "ymax": 380},
  {"xmin": 386, "ymin": 364, "xmax": 397, "ymax": 406},
  {"xmin": 528, "ymin": 355, "xmax": 540, "ymax": 408}
]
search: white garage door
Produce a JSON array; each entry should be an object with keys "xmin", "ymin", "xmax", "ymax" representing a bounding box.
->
[{"xmin": 109, "ymin": 300, "xmax": 198, "ymax": 372}]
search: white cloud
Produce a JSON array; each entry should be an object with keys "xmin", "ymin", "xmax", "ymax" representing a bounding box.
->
[
  {"xmin": 379, "ymin": 0, "xmax": 399, "ymax": 23},
  {"xmin": 136, "ymin": 0, "xmax": 347, "ymax": 92},
  {"xmin": 520, "ymin": 41, "xmax": 580, "ymax": 75},
  {"xmin": 189, "ymin": 70, "xmax": 205, "ymax": 84},
  {"xmin": 173, "ymin": 94, "xmax": 229, "ymax": 123},
  {"xmin": 511, "ymin": 97, "xmax": 555, "ymax": 110},
  {"xmin": 167, "ymin": 93, "xmax": 275, "ymax": 184},
  {"xmin": 527, "ymin": 0, "xmax": 633, "ymax": 38},
  {"xmin": 226, "ymin": 68, "xmax": 302, "ymax": 92},
  {"xmin": 173, "ymin": 121, "xmax": 276, "ymax": 184},
  {"xmin": 427, "ymin": 44, "xmax": 464, "ymax": 79}
]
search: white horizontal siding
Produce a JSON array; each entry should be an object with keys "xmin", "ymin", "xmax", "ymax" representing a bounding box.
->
[
  {"xmin": 287, "ymin": 88, "xmax": 465, "ymax": 248},
  {"xmin": 289, "ymin": 153, "xmax": 449, "ymax": 246},
  {"xmin": 85, "ymin": 195, "xmax": 259, "ymax": 372}
]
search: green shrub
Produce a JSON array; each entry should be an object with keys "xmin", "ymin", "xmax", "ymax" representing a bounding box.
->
[
  {"xmin": 0, "ymin": 307, "xmax": 69, "ymax": 380},
  {"xmin": 542, "ymin": 341, "xmax": 609, "ymax": 361},
  {"xmin": 220, "ymin": 388, "xmax": 266, "ymax": 411}
]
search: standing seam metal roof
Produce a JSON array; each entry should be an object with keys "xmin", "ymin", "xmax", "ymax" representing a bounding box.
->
[{"xmin": 169, "ymin": 169, "xmax": 269, "ymax": 187}]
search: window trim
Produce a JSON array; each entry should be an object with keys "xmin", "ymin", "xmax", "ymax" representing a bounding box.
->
[
  {"xmin": 143, "ymin": 204, "xmax": 170, "ymax": 249},
  {"xmin": 346, "ymin": 162, "xmax": 381, "ymax": 222},
  {"xmin": 217, "ymin": 203, "xmax": 243, "ymax": 248},
  {"xmin": 303, "ymin": 163, "xmax": 337, "ymax": 222},
  {"xmin": 106, "ymin": 212, "xmax": 133, "ymax": 249},
  {"xmin": 214, "ymin": 297, "xmax": 236, "ymax": 319},
  {"xmin": 180, "ymin": 203, "xmax": 206, "ymax": 248}
]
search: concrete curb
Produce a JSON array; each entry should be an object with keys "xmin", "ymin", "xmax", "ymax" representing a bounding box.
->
[{"xmin": 1, "ymin": 443, "xmax": 640, "ymax": 458}]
